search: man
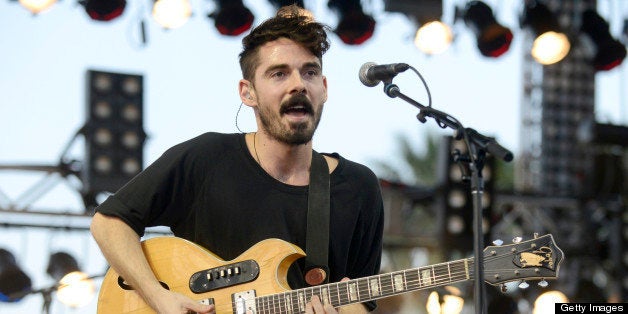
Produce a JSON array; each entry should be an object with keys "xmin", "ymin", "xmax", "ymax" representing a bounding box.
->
[{"xmin": 90, "ymin": 5, "xmax": 383, "ymax": 314}]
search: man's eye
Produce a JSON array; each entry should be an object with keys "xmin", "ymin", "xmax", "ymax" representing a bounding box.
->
[{"xmin": 272, "ymin": 72, "xmax": 285, "ymax": 78}]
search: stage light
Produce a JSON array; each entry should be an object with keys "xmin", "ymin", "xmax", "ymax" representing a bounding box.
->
[
  {"xmin": 426, "ymin": 286, "xmax": 464, "ymax": 314},
  {"xmin": 581, "ymin": 9, "xmax": 627, "ymax": 71},
  {"xmin": 415, "ymin": 21, "xmax": 453, "ymax": 55},
  {"xmin": 83, "ymin": 70, "xmax": 145, "ymax": 210},
  {"xmin": 207, "ymin": 0, "xmax": 254, "ymax": 36},
  {"xmin": 79, "ymin": 0, "xmax": 126, "ymax": 21},
  {"xmin": 0, "ymin": 249, "xmax": 32, "ymax": 303},
  {"xmin": 533, "ymin": 290, "xmax": 568, "ymax": 314},
  {"xmin": 383, "ymin": 0, "xmax": 451, "ymax": 54},
  {"xmin": 18, "ymin": 0, "xmax": 56, "ymax": 14},
  {"xmin": 521, "ymin": 0, "xmax": 570, "ymax": 65},
  {"xmin": 328, "ymin": 0, "xmax": 376, "ymax": 45},
  {"xmin": 152, "ymin": 0, "xmax": 192, "ymax": 29},
  {"xmin": 46, "ymin": 252, "xmax": 95, "ymax": 308},
  {"xmin": 462, "ymin": 1, "xmax": 513, "ymax": 58},
  {"xmin": 268, "ymin": 0, "xmax": 304, "ymax": 9}
]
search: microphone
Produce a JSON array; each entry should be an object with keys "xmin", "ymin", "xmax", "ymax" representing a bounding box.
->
[{"xmin": 359, "ymin": 62, "xmax": 410, "ymax": 87}]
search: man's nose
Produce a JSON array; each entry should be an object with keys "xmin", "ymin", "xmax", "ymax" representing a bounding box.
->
[{"xmin": 287, "ymin": 71, "xmax": 306, "ymax": 95}]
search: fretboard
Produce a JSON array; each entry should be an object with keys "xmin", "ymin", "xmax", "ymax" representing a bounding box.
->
[{"xmin": 254, "ymin": 257, "xmax": 474, "ymax": 313}]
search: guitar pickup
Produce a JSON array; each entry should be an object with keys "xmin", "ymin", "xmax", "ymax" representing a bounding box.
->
[{"xmin": 189, "ymin": 260, "xmax": 260, "ymax": 293}]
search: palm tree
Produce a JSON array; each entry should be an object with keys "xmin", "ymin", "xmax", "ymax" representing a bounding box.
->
[{"xmin": 372, "ymin": 132, "xmax": 514, "ymax": 190}]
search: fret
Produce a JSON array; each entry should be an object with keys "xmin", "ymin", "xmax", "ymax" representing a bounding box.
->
[
  {"xmin": 358, "ymin": 277, "xmax": 369, "ymax": 301},
  {"xmin": 405, "ymin": 268, "xmax": 420, "ymax": 290},
  {"xmin": 447, "ymin": 262, "xmax": 452, "ymax": 282},
  {"xmin": 348, "ymin": 280, "xmax": 358, "ymax": 302},
  {"xmin": 283, "ymin": 292, "xmax": 292, "ymax": 313},
  {"xmin": 321, "ymin": 287, "xmax": 330, "ymax": 305},
  {"xmin": 298, "ymin": 291, "xmax": 306, "ymax": 312},
  {"xmin": 329, "ymin": 282, "xmax": 340, "ymax": 307},
  {"xmin": 273, "ymin": 293, "xmax": 279, "ymax": 313},
  {"xmin": 379, "ymin": 273, "xmax": 392, "ymax": 296},
  {"xmin": 393, "ymin": 272, "xmax": 405, "ymax": 293},
  {"xmin": 369, "ymin": 277, "xmax": 381, "ymax": 297},
  {"xmin": 421, "ymin": 267, "xmax": 432, "ymax": 286},
  {"xmin": 464, "ymin": 258, "xmax": 470, "ymax": 279}
]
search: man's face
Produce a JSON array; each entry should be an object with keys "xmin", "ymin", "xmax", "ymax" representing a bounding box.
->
[{"xmin": 246, "ymin": 37, "xmax": 327, "ymax": 145}]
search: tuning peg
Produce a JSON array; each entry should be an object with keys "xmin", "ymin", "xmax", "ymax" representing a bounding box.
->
[
  {"xmin": 512, "ymin": 237, "xmax": 523, "ymax": 243},
  {"xmin": 518, "ymin": 280, "xmax": 529, "ymax": 289},
  {"xmin": 500, "ymin": 284, "xmax": 507, "ymax": 293},
  {"xmin": 492, "ymin": 239, "xmax": 504, "ymax": 246},
  {"xmin": 538, "ymin": 279, "xmax": 549, "ymax": 288}
]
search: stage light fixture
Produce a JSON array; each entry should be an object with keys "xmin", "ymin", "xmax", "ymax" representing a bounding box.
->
[
  {"xmin": 383, "ymin": 0, "xmax": 451, "ymax": 54},
  {"xmin": 46, "ymin": 252, "xmax": 95, "ymax": 308},
  {"xmin": 152, "ymin": 0, "xmax": 192, "ymax": 29},
  {"xmin": 79, "ymin": 0, "xmax": 126, "ymax": 21},
  {"xmin": 18, "ymin": 0, "xmax": 56, "ymax": 14},
  {"xmin": 581, "ymin": 9, "xmax": 627, "ymax": 71},
  {"xmin": 462, "ymin": 1, "xmax": 513, "ymax": 58},
  {"xmin": 207, "ymin": 0, "xmax": 254, "ymax": 36},
  {"xmin": 415, "ymin": 21, "xmax": 453, "ymax": 55},
  {"xmin": 533, "ymin": 290, "xmax": 568, "ymax": 314},
  {"xmin": 83, "ymin": 70, "xmax": 145, "ymax": 210},
  {"xmin": 521, "ymin": 0, "xmax": 570, "ymax": 65},
  {"xmin": 0, "ymin": 249, "xmax": 32, "ymax": 303},
  {"xmin": 426, "ymin": 286, "xmax": 464, "ymax": 314},
  {"xmin": 268, "ymin": 0, "xmax": 305, "ymax": 9},
  {"xmin": 328, "ymin": 0, "xmax": 376, "ymax": 45}
]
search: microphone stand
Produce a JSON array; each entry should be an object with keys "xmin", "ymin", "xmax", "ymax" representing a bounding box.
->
[{"xmin": 382, "ymin": 81, "xmax": 512, "ymax": 314}]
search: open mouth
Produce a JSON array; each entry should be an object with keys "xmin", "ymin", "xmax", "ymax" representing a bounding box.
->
[{"xmin": 281, "ymin": 95, "xmax": 313, "ymax": 116}]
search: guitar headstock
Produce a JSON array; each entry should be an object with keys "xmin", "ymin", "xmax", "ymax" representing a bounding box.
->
[{"xmin": 483, "ymin": 234, "xmax": 564, "ymax": 286}]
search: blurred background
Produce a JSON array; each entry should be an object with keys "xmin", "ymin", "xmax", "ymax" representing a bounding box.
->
[{"xmin": 0, "ymin": 0, "xmax": 626, "ymax": 313}]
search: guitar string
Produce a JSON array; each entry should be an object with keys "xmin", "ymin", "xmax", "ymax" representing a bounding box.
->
[
  {"xmin": 217, "ymin": 242, "xmax": 554, "ymax": 312},
  {"xmin": 241, "ymin": 244, "xmax": 555, "ymax": 312}
]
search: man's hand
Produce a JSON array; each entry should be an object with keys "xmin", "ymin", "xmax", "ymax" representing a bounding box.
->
[
  {"xmin": 304, "ymin": 278, "xmax": 368, "ymax": 314},
  {"xmin": 150, "ymin": 289, "xmax": 214, "ymax": 314},
  {"xmin": 306, "ymin": 295, "xmax": 338, "ymax": 314}
]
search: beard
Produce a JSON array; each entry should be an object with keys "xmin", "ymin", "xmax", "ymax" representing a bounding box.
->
[{"xmin": 258, "ymin": 93, "xmax": 324, "ymax": 145}]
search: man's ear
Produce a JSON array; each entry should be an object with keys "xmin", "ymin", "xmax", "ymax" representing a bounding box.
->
[
  {"xmin": 322, "ymin": 75, "xmax": 328, "ymax": 103},
  {"xmin": 238, "ymin": 79, "xmax": 256, "ymax": 107}
]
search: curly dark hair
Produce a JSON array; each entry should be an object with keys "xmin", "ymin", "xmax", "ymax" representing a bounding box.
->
[{"xmin": 239, "ymin": 5, "xmax": 331, "ymax": 81}]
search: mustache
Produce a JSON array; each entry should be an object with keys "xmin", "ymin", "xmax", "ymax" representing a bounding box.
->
[{"xmin": 280, "ymin": 93, "xmax": 314, "ymax": 115}]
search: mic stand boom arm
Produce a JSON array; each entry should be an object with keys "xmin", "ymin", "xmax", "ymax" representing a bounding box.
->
[{"xmin": 383, "ymin": 82, "xmax": 513, "ymax": 314}]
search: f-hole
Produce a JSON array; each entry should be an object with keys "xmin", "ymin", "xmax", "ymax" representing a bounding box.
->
[{"xmin": 118, "ymin": 276, "xmax": 170, "ymax": 291}]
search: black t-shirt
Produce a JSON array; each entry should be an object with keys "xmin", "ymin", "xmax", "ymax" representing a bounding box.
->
[{"xmin": 96, "ymin": 132, "xmax": 384, "ymax": 310}]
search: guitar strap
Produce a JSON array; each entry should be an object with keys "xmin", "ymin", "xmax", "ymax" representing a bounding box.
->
[{"xmin": 304, "ymin": 150, "xmax": 330, "ymax": 286}]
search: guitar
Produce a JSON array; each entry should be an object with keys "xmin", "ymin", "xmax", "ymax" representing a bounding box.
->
[{"xmin": 97, "ymin": 234, "xmax": 563, "ymax": 313}]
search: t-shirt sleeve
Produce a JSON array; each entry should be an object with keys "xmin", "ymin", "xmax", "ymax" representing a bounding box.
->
[{"xmin": 95, "ymin": 138, "xmax": 206, "ymax": 237}]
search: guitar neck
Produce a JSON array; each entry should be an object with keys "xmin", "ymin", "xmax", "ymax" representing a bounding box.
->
[{"xmin": 254, "ymin": 257, "xmax": 475, "ymax": 311}]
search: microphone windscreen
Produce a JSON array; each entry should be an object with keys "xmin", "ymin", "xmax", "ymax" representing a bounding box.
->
[{"xmin": 358, "ymin": 62, "xmax": 379, "ymax": 87}]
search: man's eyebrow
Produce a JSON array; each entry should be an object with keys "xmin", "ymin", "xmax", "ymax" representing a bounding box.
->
[
  {"xmin": 303, "ymin": 62, "xmax": 322, "ymax": 70},
  {"xmin": 263, "ymin": 62, "xmax": 322, "ymax": 76}
]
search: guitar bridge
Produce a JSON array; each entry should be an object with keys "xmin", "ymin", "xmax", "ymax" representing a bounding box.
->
[{"xmin": 189, "ymin": 260, "xmax": 260, "ymax": 293}]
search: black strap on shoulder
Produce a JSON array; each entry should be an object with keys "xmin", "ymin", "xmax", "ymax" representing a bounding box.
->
[{"xmin": 304, "ymin": 150, "xmax": 330, "ymax": 286}]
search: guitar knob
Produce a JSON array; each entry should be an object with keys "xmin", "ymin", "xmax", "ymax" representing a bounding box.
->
[
  {"xmin": 492, "ymin": 239, "xmax": 504, "ymax": 246},
  {"xmin": 518, "ymin": 280, "xmax": 529, "ymax": 289},
  {"xmin": 512, "ymin": 237, "xmax": 522, "ymax": 243},
  {"xmin": 538, "ymin": 279, "xmax": 549, "ymax": 288}
]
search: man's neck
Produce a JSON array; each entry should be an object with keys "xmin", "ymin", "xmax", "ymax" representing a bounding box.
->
[{"xmin": 247, "ymin": 132, "xmax": 312, "ymax": 186}]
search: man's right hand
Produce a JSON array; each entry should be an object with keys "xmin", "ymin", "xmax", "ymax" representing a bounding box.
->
[{"xmin": 150, "ymin": 289, "xmax": 215, "ymax": 314}]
